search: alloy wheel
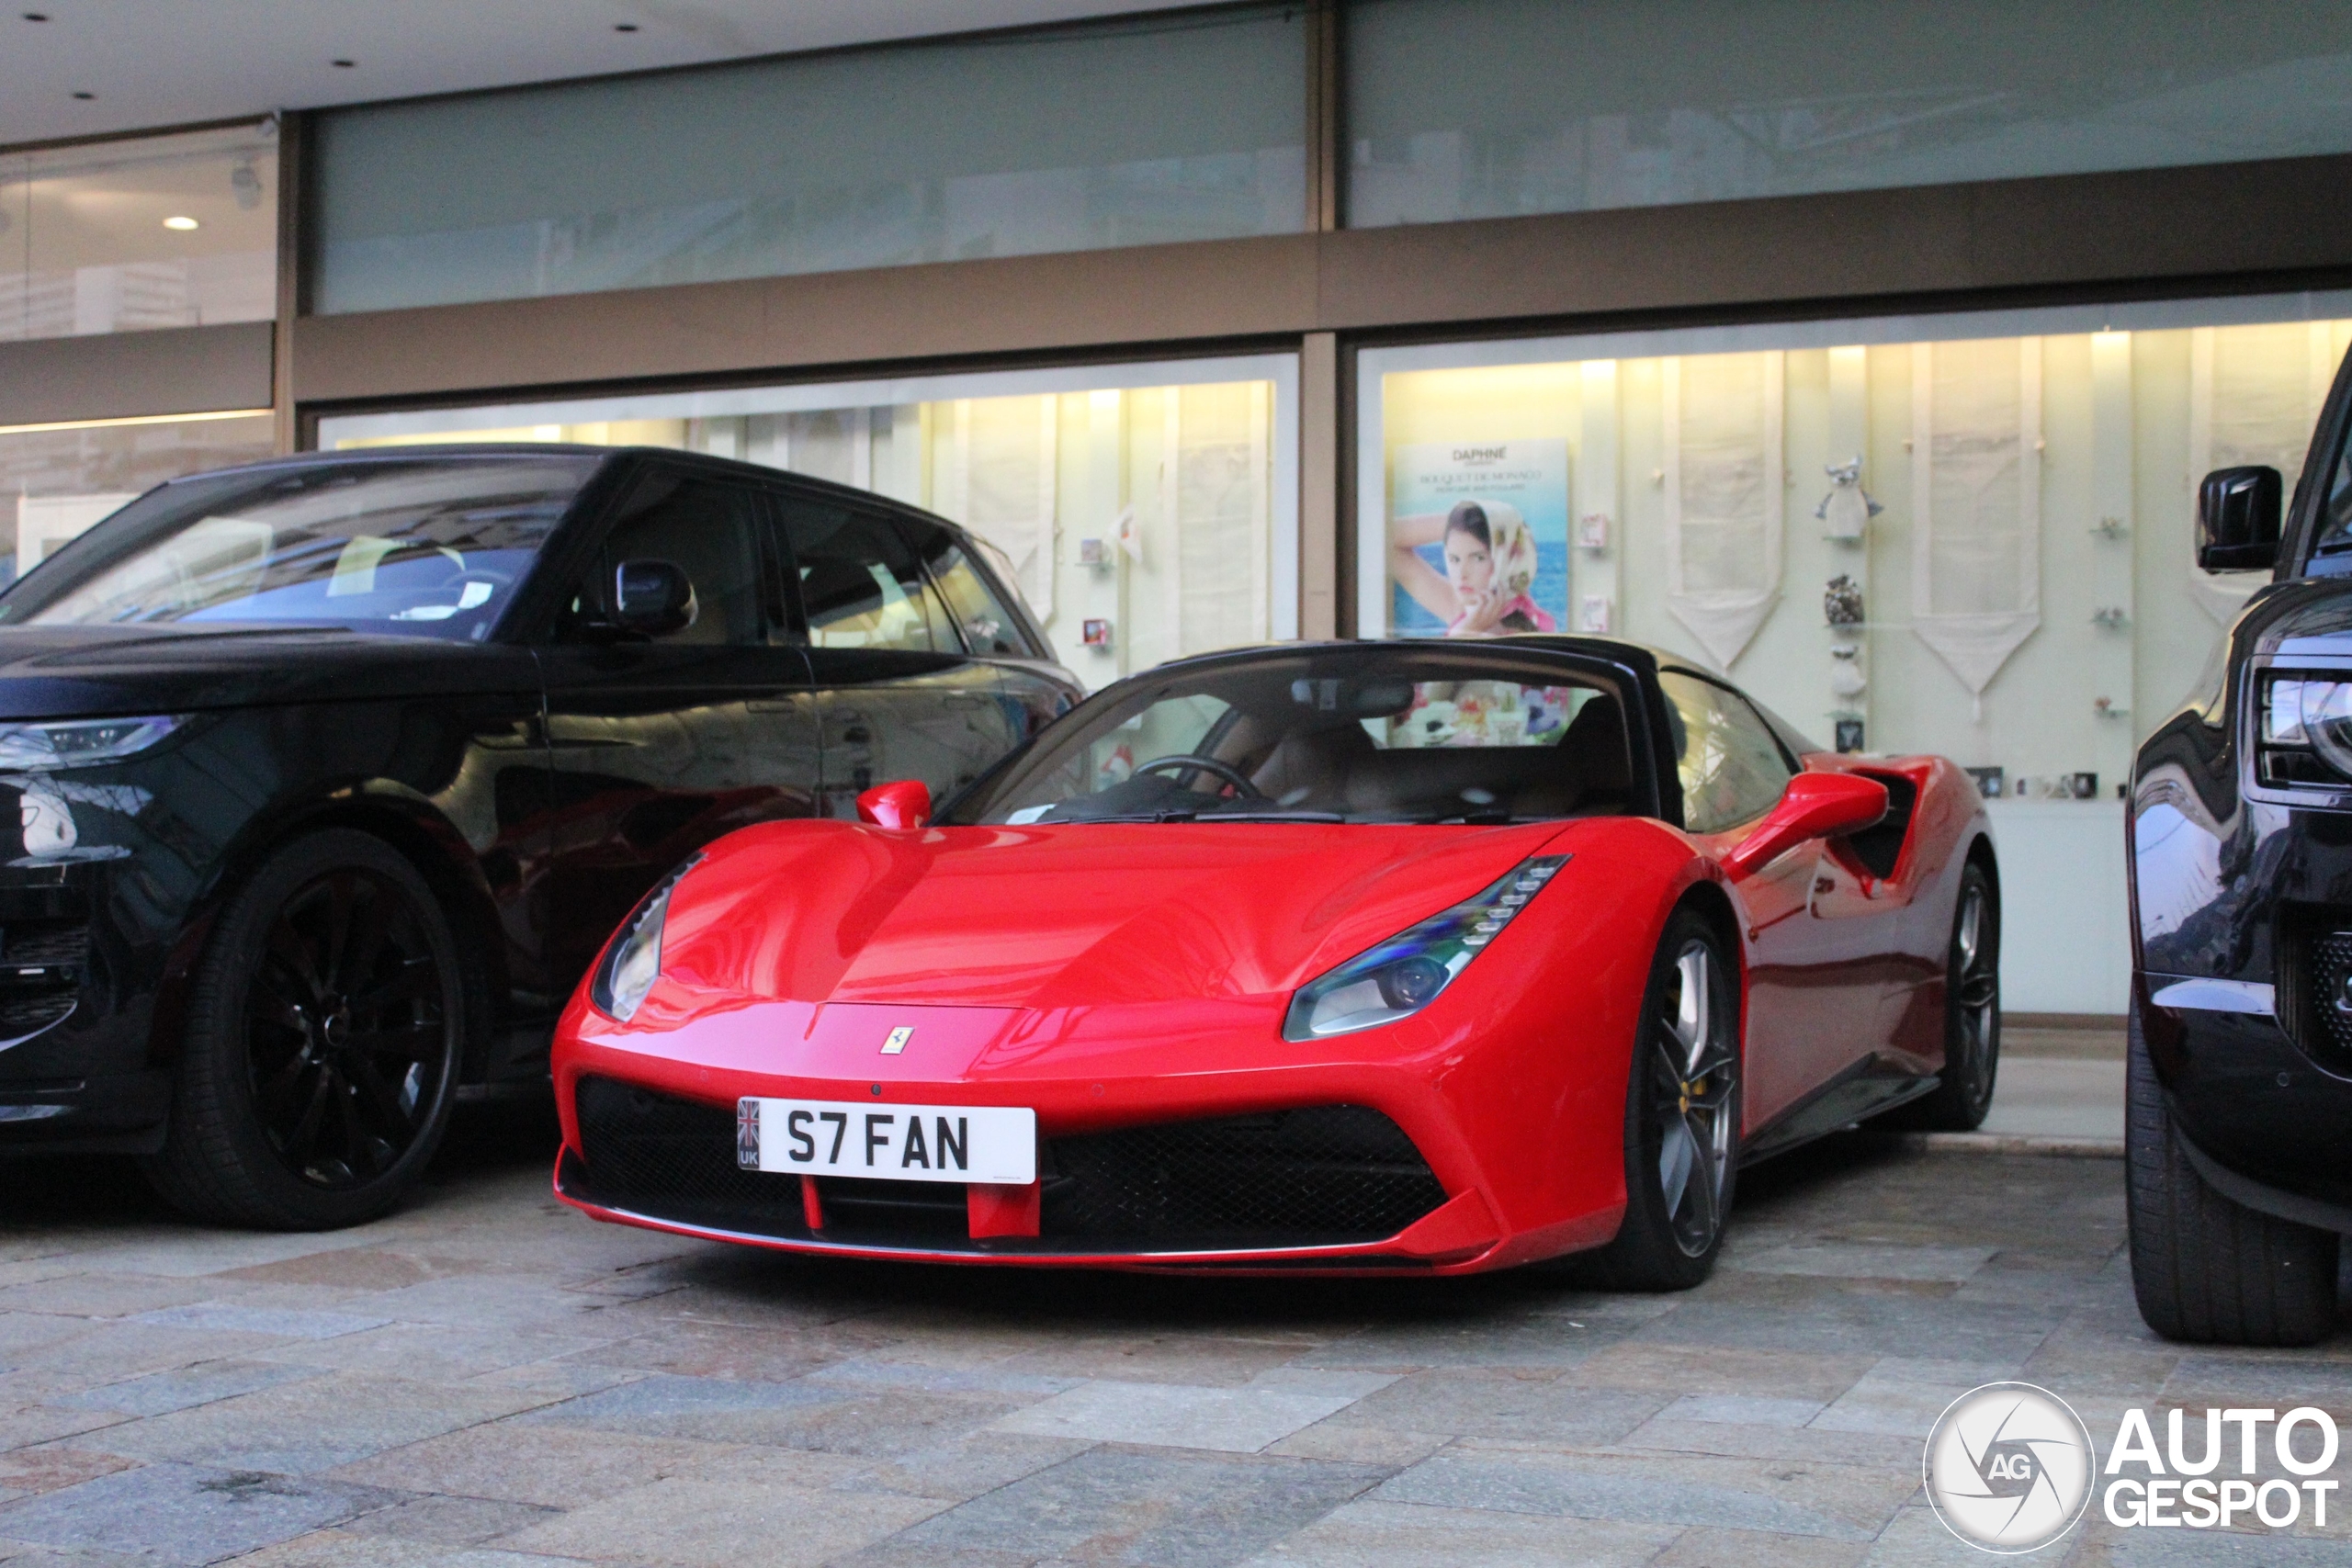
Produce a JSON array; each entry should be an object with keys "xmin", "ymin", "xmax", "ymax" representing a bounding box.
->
[
  {"xmin": 244, "ymin": 866, "xmax": 453, "ymax": 1189},
  {"xmin": 1653, "ymin": 939, "xmax": 1736, "ymax": 1258},
  {"xmin": 1950, "ymin": 882, "xmax": 1999, "ymax": 1108}
]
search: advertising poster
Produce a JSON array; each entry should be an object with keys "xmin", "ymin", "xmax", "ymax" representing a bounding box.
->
[{"xmin": 1388, "ymin": 439, "xmax": 1570, "ymax": 637}]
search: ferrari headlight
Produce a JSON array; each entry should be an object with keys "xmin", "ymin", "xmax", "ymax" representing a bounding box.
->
[
  {"xmin": 1283, "ymin": 854, "xmax": 1566, "ymax": 1041},
  {"xmin": 2259, "ymin": 675, "xmax": 2352, "ymax": 786},
  {"xmin": 590, "ymin": 854, "xmax": 701, "ymax": 1022},
  {"xmin": 0, "ymin": 715, "xmax": 182, "ymax": 772}
]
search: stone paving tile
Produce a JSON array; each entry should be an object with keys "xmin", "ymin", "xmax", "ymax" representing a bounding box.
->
[
  {"xmin": 0, "ymin": 1461, "xmax": 395, "ymax": 1565},
  {"xmin": 53, "ymin": 1358, "xmax": 322, "ymax": 1416},
  {"xmin": 0, "ymin": 1448, "xmax": 137, "ymax": 1501},
  {"xmin": 256, "ymin": 1325, "xmax": 621, "ymax": 1384},
  {"xmin": 340, "ymin": 1493, "xmax": 563, "ymax": 1548},
  {"xmin": 0, "ymin": 1405, "xmax": 131, "ymax": 1452},
  {"xmin": 1659, "ymin": 1393, "xmax": 1826, "ymax": 1427},
  {"xmin": 1728, "ymin": 1244, "xmax": 1998, "ymax": 1284},
  {"xmin": 0, "ymin": 1274, "xmax": 240, "ymax": 1320},
  {"xmin": 1652, "ymin": 1524, "xmax": 1870, "ymax": 1567},
  {"xmin": 705, "ymin": 1389, "xmax": 1032, "ymax": 1460},
  {"xmin": 899, "ymin": 1446, "xmax": 1389, "ymax": 1567},
  {"xmin": 6, "ymin": 1321, "xmax": 291, "ymax": 1386},
  {"xmin": 1238, "ymin": 1497, "xmax": 1676, "ymax": 1565},
  {"xmin": 1810, "ymin": 1357, "xmax": 2030, "ymax": 1438},
  {"xmin": 1288, "ymin": 1315, "xmax": 1637, "ymax": 1372},
  {"xmin": 1606, "ymin": 1416, "xmax": 1918, "ymax": 1470},
  {"xmin": 498, "ymin": 1475, "xmax": 944, "ymax": 1567},
  {"xmin": 217, "ymin": 1250, "xmax": 500, "ymax": 1293},
  {"xmin": 1319, "ymin": 1369, "xmax": 1667, "ymax": 1445},
  {"xmin": 823, "ymin": 1429, "xmax": 1094, "ymax": 1504},
  {"xmin": 227, "ymin": 1531, "xmax": 595, "ymax": 1566},
  {"xmin": 1374, "ymin": 1442, "xmax": 1916, "ymax": 1541},
  {"xmin": 1262, "ymin": 1421, "xmax": 1451, "ymax": 1468},
  {"xmin": 560, "ymin": 1319, "xmax": 893, "ymax": 1383},
  {"xmin": 93, "ymin": 1375, "xmax": 560, "ymax": 1476},
  {"xmin": 327, "ymin": 1423, "xmax": 752, "ymax": 1509},
  {"xmin": 131, "ymin": 1303, "xmax": 393, "ymax": 1341},
  {"xmin": 513, "ymin": 1371, "xmax": 854, "ymax": 1447},
  {"xmin": 991, "ymin": 1378, "xmax": 1373, "ymax": 1455},
  {"xmin": 806, "ymin": 1354, "xmax": 1080, "ymax": 1400},
  {"xmin": 1557, "ymin": 1341, "xmax": 1879, "ymax": 1403}
]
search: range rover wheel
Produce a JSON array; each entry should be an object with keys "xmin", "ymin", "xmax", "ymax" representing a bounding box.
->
[
  {"xmin": 2127, "ymin": 996, "xmax": 2339, "ymax": 1346},
  {"xmin": 1881, "ymin": 860, "xmax": 2000, "ymax": 1132},
  {"xmin": 142, "ymin": 830, "xmax": 467, "ymax": 1230},
  {"xmin": 1588, "ymin": 908, "xmax": 1741, "ymax": 1291}
]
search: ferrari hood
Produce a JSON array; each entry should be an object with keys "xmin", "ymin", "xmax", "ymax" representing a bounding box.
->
[{"xmin": 657, "ymin": 819, "xmax": 1575, "ymax": 1010}]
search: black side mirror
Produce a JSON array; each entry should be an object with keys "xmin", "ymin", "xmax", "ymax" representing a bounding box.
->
[
  {"xmin": 612, "ymin": 559, "xmax": 696, "ymax": 637},
  {"xmin": 2198, "ymin": 466, "xmax": 2283, "ymax": 571}
]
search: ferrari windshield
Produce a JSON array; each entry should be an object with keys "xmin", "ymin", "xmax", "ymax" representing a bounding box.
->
[
  {"xmin": 952, "ymin": 647, "xmax": 1637, "ymax": 826},
  {"xmin": 0, "ymin": 456, "xmax": 599, "ymax": 641}
]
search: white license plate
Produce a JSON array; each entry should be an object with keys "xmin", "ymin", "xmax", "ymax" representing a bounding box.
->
[{"xmin": 737, "ymin": 1098, "xmax": 1035, "ymax": 1185}]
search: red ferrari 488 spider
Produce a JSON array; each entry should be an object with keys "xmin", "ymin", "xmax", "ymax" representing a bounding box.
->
[{"xmin": 551, "ymin": 637, "xmax": 1996, "ymax": 1286}]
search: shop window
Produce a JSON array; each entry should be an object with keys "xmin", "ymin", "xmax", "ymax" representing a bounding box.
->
[
  {"xmin": 0, "ymin": 412, "xmax": 276, "ymax": 588},
  {"xmin": 312, "ymin": 6, "xmax": 1306, "ymax": 313},
  {"xmin": 319, "ymin": 355, "xmax": 1298, "ymax": 690},
  {"xmin": 0, "ymin": 123, "xmax": 277, "ymax": 343},
  {"xmin": 1346, "ymin": 0, "xmax": 2352, "ymax": 227}
]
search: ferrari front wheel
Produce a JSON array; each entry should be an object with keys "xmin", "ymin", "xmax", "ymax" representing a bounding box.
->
[{"xmin": 1592, "ymin": 908, "xmax": 1741, "ymax": 1291}]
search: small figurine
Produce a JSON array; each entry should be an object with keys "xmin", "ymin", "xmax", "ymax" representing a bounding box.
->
[
  {"xmin": 1816, "ymin": 457, "xmax": 1883, "ymax": 541},
  {"xmin": 1825, "ymin": 574, "xmax": 1865, "ymax": 626}
]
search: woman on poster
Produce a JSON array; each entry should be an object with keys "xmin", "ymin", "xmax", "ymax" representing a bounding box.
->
[{"xmin": 1390, "ymin": 499, "xmax": 1557, "ymax": 637}]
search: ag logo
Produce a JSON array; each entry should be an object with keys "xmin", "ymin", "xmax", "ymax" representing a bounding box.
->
[{"xmin": 1923, "ymin": 1382, "xmax": 2096, "ymax": 1553}]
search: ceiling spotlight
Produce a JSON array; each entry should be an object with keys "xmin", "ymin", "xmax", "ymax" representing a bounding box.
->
[
  {"xmin": 615, "ymin": 23, "xmax": 639, "ymax": 31},
  {"xmin": 23, "ymin": 13, "xmax": 51, "ymax": 21},
  {"xmin": 71, "ymin": 90, "xmax": 92, "ymax": 100},
  {"xmin": 163, "ymin": 215, "xmax": 199, "ymax": 231},
  {"xmin": 332, "ymin": 58, "xmax": 354, "ymax": 68}
]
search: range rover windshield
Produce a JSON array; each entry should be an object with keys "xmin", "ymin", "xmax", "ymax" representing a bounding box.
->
[
  {"xmin": 0, "ymin": 456, "xmax": 600, "ymax": 640},
  {"xmin": 950, "ymin": 647, "xmax": 1636, "ymax": 826}
]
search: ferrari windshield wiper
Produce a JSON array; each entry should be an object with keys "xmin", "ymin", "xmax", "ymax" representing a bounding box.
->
[{"xmin": 1051, "ymin": 808, "xmax": 1347, "ymax": 824}]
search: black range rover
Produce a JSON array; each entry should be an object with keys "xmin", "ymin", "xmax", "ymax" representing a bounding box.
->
[
  {"xmin": 2132, "ymin": 362, "xmax": 2352, "ymax": 1344},
  {"xmin": 0, "ymin": 446, "xmax": 1077, "ymax": 1228}
]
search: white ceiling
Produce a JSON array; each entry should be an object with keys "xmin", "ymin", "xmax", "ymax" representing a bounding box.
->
[{"xmin": 2, "ymin": 0, "xmax": 1209, "ymax": 148}]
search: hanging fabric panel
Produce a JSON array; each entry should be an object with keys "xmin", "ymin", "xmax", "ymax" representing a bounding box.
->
[
  {"xmin": 956, "ymin": 395, "xmax": 1058, "ymax": 625},
  {"xmin": 1911, "ymin": 337, "xmax": 2041, "ymax": 721},
  {"xmin": 1165, "ymin": 382, "xmax": 1271, "ymax": 657},
  {"xmin": 1663, "ymin": 350, "xmax": 1783, "ymax": 670},
  {"xmin": 2188, "ymin": 323, "xmax": 2334, "ymax": 624}
]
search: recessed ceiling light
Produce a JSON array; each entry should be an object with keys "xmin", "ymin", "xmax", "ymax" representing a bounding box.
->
[
  {"xmin": 24, "ymin": 12, "xmax": 52, "ymax": 21},
  {"xmin": 70, "ymin": 90, "xmax": 92, "ymax": 100},
  {"xmin": 332, "ymin": 58, "xmax": 354, "ymax": 68},
  {"xmin": 614, "ymin": 22, "xmax": 639, "ymax": 31},
  {"xmin": 163, "ymin": 215, "xmax": 199, "ymax": 231}
]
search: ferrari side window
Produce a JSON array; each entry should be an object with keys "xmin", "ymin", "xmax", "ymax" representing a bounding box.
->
[{"xmin": 1660, "ymin": 671, "xmax": 1793, "ymax": 834}]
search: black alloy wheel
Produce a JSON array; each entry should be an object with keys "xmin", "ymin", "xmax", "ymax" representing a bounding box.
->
[
  {"xmin": 1883, "ymin": 860, "xmax": 2000, "ymax": 1132},
  {"xmin": 144, "ymin": 830, "xmax": 469, "ymax": 1229},
  {"xmin": 1589, "ymin": 908, "xmax": 1741, "ymax": 1290}
]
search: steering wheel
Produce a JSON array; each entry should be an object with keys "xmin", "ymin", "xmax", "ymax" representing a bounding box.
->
[{"xmin": 1135, "ymin": 754, "xmax": 1266, "ymax": 800}]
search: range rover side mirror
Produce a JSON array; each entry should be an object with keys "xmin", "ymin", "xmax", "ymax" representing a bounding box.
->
[
  {"xmin": 857, "ymin": 779, "xmax": 931, "ymax": 829},
  {"xmin": 612, "ymin": 559, "xmax": 697, "ymax": 637},
  {"xmin": 2198, "ymin": 466, "xmax": 2283, "ymax": 571},
  {"xmin": 1723, "ymin": 772, "xmax": 1887, "ymax": 879}
]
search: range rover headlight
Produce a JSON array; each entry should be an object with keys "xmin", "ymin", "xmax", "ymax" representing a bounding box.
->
[
  {"xmin": 0, "ymin": 715, "xmax": 183, "ymax": 772},
  {"xmin": 2259, "ymin": 676, "xmax": 2352, "ymax": 785},
  {"xmin": 590, "ymin": 854, "xmax": 702, "ymax": 1022},
  {"xmin": 1283, "ymin": 854, "xmax": 1566, "ymax": 1041}
]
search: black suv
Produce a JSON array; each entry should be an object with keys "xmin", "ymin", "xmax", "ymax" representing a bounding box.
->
[
  {"xmin": 0, "ymin": 446, "xmax": 1077, "ymax": 1228},
  {"xmin": 2131, "ymin": 359, "xmax": 2352, "ymax": 1343}
]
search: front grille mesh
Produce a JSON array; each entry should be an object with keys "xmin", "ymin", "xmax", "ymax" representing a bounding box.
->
[
  {"xmin": 566, "ymin": 1077, "xmax": 1446, "ymax": 1255},
  {"xmin": 2296, "ymin": 930, "xmax": 2352, "ymax": 1075}
]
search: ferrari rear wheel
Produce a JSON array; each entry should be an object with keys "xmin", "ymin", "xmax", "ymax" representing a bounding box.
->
[
  {"xmin": 1591, "ymin": 908, "xmax": 1740, "ymax": 1291},
  {"xmin": 1881, "ymin": 860, "xmax": 2000, "ymax": 1132}
]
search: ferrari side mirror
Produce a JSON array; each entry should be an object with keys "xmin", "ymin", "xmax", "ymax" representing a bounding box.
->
[
  {"xmin": 1723, "ymin": 772, "xmax": 1887, "ymax": 879},
  {"xmin": 2197, "ymin": 466, "xmax": 2282, "ymax": 572},
  {"xmin": 613, "ymin": 558, "xmax": 698, "ymax": 637},
  {"xmin": 857, "ymin": 779, "xmax": 932, "ymax": 829}
]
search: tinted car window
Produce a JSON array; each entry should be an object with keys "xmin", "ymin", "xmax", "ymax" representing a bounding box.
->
[
  {"xmin": 947, "ymin": 646, "xmax": 1634, "ymax": 826},
  {"xmin": 570, "ymin": 471, "xmax": 764, "ymax": 646},
  {"xmin": 0, "ymin": 457, "xmax": 596, "ymax": 640},
  {"xmin": 1659, "ymin": 671, "xmax": 1794, "ymax": 833},
  {"xmin": 785, "ymin": 506, "xmax": 956, "ymax": 652},
  {"xmin": 917, "ymin": 531, "xmax": 1029, "ymax": 657}
]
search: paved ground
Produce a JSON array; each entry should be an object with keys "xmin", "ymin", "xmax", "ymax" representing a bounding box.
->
[
  {"xmin": 1, "ymin": 1035, "xmax": 2345, "ymax": 1567},
  {"xmin": 1984, "ymin": 1028, "xmax": 2125, "ymax": 1145}
]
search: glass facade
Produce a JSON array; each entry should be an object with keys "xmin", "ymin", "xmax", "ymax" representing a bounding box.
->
[
  {"xmin": 1, "ymin": 411, "xmax": 277, "ymax": 585},
  {"xmin": 317, "ymin": 355, "xmax": 1298, "ymax": 685},
  {"xmin": 1346, "ymin": 0, "xmax": 2352, "ymax": 225},
  {"xmin": 312, "ymin": 7, "xmax": 1306, "ymax": 314},
  {"xmin": 1, "ymin": 123, "xmax": 277, "ymax": 342},
  {"xmin": 1361, "ymin": 292, "xmax": 2352, "ymax": 1010}
]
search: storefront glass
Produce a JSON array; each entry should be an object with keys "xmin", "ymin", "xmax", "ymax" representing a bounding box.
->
[
  {"xmin": 1, "ymin": 122, "xmax": 277, "ymax": 342},
  {"xmin": 1, "ymin": 410, "xmax": 277, "ymax": 584},
  {"xmin": 313, "ymin": 6, "xmax": 1306, "ymax": 314},
  {"xmin": 1347, "ymin": 0, "xmax": 2352, "ymax": 225},
  {"xmin": 317, "ymin": 355, "xmax": 1298, "ymax": 685},
  {"xmin": 1359, "ymin": 291, "xmax": 2352, "ymax": 1011}
]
